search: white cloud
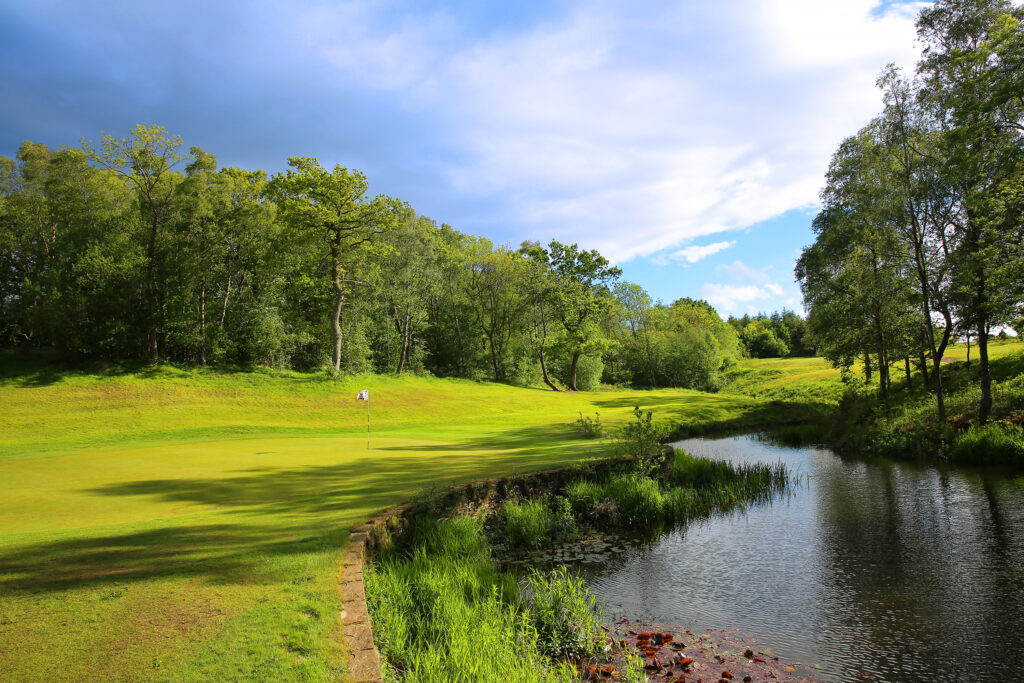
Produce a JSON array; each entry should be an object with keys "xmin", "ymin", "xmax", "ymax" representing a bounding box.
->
[
  {"xmin": 296, "ymin": 0, "xmax": 923, "ymax": 259},
  {"xmin": 700, "ymin": 283, "xmax": 781, "ymax": 313},
  {"xmin": 669, "ymin": 241, "xmax": 736, "ymax": 264},
  {"xmin": 717, "ymin": 260, "xmax": 772, "ymax": 285}
]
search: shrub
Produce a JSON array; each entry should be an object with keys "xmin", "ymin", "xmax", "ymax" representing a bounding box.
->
[
  {"xmin": 573, "ymin": 354, "xmax": 605, "ymax": 391},
  {"xmin": 522, "ymin": 566, "xmax": 604, "ymax": 660},
  {"xmin": 621, "ymin": 406, "xmax": 663, "ymax": 476},
  {"xmin": 575, "ymin": 411, "xmax": 603, "ymax": 438},
  {"xmin": 949, "ymin": 422, "xmax": 1024, "ymax": 465},
  {"xmin": 503, "ymin": 499, "xmax": 554, "ymax": 549},
  {"xmin": 549, "ymin": 495, "xmax": 578, "ymax": 539}
]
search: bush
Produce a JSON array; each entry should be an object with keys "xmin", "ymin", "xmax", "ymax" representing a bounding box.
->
[
  {"xmin": 621, "ymin": 406, "xmax": 664, "ymax": 476},
  {"xmin": 949, "ymin": 422, "xmax": 1024, "ymax": 465},
  {"xmin": 573, "ymin": 354, "xmax": 605, "ymax": 391},
  {"xmin": 575, "ymin": 411, "xmax": 603, "ymax": 438},
  {"xmin": 522, "ymin": 566, "xmax": 604, "ymax": 660},
  {"xmin": 604, "ymin": 474, "xmax": 662, "ymax": 525},
  {"xmin": 503, "ymin": 499, "xmax": 554, "ymax": 549}
]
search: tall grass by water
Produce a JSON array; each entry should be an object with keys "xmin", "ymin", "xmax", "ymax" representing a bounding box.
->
[
  {"xmin": 365, "ymin": 447, "xmax": 793, "ymax": 681},
  {"xmin": 363, "ymin": 516, "xmax": 598, "ymax": 682}
]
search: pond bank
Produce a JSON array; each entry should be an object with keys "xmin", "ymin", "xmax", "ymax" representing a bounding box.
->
[{"xmin": 356, "ymin": 446, "xmax": 796, "ymax": 681}]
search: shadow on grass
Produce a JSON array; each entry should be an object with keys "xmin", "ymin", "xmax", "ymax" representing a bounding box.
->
[
  {"xmin": 0, "ymin": 349, "xmax": 341, "ymax": 388},
  {"xmin": 0, "ymin": 450, "xmax": 584, "ymax": 595},
  {"xmin": 373, "ymin": 424, "xmax": 588, "ymax": 454}
]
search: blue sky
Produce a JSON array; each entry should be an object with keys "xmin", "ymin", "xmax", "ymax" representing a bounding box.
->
[{"xmin": 0, "ymin": 0, "xmax": 927, "ymax": 318}]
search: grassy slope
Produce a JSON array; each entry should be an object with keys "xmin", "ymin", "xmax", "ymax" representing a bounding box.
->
[
  {"xmin": 720, "ymin": 340, "xmax": 1023, "ymax": 404},
  {"xmin": 0, "ymin": 358, "xmax": 789, "ymax": 682}
]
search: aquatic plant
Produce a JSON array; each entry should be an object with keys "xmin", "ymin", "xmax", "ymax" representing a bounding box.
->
[
  {"xmin": 503, "ymin": 499, "xmax": 555, "ymax": 549},
  {"xmin": 521, "ymin": 566, "xmax": 605, "ymax": 660},
  {"xmin": 365, "ymin": 516, "xmax": 578, "ymax": 683}
]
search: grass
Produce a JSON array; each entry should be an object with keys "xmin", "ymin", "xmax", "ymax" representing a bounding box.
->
[
  {"xmin": 818, "ymin": 340, "xmax": 1024, "ymax": 462},
  {"xmin": 6, "ymin": 340, "xmax": 1012, "ymax": 680},
  {"xmin": 363, "ymin": 516, "xmax": 587, "ymax": 682},
  {"xmin": 0, "ymin": 353, "xmax": 803, "ymax": 682},
  {"xmin": 364, "ymin": 447, "xmax": 790, "ymax": 682}
]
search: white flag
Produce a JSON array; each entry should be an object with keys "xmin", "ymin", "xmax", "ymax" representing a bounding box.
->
[{"xmin": 356, "ymin": 389, "xmax": 369, "ymax": 401}]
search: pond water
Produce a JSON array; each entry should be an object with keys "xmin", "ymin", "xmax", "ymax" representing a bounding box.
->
[{"xmin": 577, "ymin": 435, "xmax": 1024, "ymax": 683}]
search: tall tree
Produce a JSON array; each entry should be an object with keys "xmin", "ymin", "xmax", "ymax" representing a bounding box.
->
[
  {"xmin": 546, "ymin": 241, "xmax": 621, "ymax": 391},
  {"xmin": 268, "ymin": 158, "xmax": 395, "ymax": 373},
  {"xmin": 917, "ymin": 0, "xmax": 1024, "ymax": 421},
  {"xmin": 876, "ymin": 66, "xmax": 957, "ymax": 419},
  {"xmin": 83, "ymin": 124, "xmax": 184, "ymax": 361}
]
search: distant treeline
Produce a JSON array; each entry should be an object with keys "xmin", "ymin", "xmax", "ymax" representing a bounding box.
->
[
  {"xmin": 0, "ymin": 128, "xmax": 799, "ymax": 390},
  {"xmin": 726, "ymin": 311, "xmax": 816, "ymax": 359},
  {"xmin": 797, "ymin": 0, "xmax": 1024, "ymax": 423}
]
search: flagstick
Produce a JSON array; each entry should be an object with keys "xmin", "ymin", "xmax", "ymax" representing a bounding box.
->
[{"xmin": 366, "ymin": 397, "xmax": 370, "ymax": 449}]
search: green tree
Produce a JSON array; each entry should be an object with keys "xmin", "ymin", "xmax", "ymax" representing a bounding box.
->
[
  {"xmin": 267, "ymin": 158, "xmax": 395, "ymax": 373},
  {"xmin": 83, "ymin": 124, "xmax": 184, "ymax": 361},
  {"xmin": 917, "ymin": 0, "xmax": 1024, "ymax": 421},
  {"xmin": 546, "ymin": 241, "xmax": 621, "ymax": 391}
]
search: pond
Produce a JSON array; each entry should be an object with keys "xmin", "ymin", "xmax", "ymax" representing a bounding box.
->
[{"xmin": 576, "ymin": 434, "xmax": 1024, "ymax": 682}]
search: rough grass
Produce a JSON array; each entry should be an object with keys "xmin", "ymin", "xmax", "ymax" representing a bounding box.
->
[
  {"xmin": 366, "ymin": 449, "xmax": 789, "ymax": 682},
  {"xmin": 363, "ymin": 516, "xmax": 586, "ymax": 683},
  {"xmin": 0, "ymin": 353, "xmax": 800, "ymax": 682},
  {"xmin": 829, "ymin": 342, "xmax": 1024, "ymax": 461}
]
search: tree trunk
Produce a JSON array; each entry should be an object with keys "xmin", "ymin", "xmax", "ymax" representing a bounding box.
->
[
  {"xmin": 147, "ymin": 214, "xmax": 159, "ymax": 362},
  {"xmin": 383, "ymin": 299, "xmax": 393, "ymax": 372},
  {"xmin": 534, "ymin": 302, "xmax": 560, "ymax": 391},
  {"xmin": 199, "ymin": 278, "xmax": 207, "ymax": 366},
  {"xmin": 864, "ymin": 352, "xmax": 872, "ymax": 385},
  {"xmin": 966, "ymin": 334, "xmax": 971, "ymax": 369},
  {"xmin": 219, "ymin": 274, "xmax": 232, "ymax": 328},
  {"xmin": 568, "ymin": 351, "xmax": 581, "ymax": 391},
  {"xmin": 448, "ymin": 280, "xmax": 466, "ymax": 375},
  {"xmin": 919, "ymin": 352, "xmax": 929, "ymax": 391},
  {"xmin": 978, "ymin": 322, "xmax": 992, "ymax": 424},
  {"xmin": 397, "ymin": 307, "xmax": 412, "ymax": 374},
  {"xmin": 643, "ymin": 319, "xmax": 657, "ymax": 388},
  {"xmin": 486, "ymin": 332, "xmax": 501, "ymax": 381},
  {"xmin": 331, "ymin": 253, "xmax": 344, "ymax": 374},
  {"xmin": 904, "ymin": 357, "xmax": 911, "ymax": 387}
]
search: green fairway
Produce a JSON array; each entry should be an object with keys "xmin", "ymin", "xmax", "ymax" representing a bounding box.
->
[{"xmin": 0, "ymin": 362, "xmax": 786, "ymax": 682}]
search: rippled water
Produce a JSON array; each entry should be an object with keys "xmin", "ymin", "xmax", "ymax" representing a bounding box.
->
[{"xmin": 579, "ymin": 435, "xmax": 1024, "ymax": 683}]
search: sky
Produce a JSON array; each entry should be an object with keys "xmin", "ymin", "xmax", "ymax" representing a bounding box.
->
[{"xmin": 0, "ymin": 0, "xmax": 929, "ymax": 319}]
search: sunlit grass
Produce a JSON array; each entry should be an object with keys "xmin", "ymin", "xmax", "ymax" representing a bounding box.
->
[{"xmin": 0, "ymin": 356, "xmax": 797, "ymax": 682}]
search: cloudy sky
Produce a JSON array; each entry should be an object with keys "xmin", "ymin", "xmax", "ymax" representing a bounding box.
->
[{"xmin": 0, "ymin": 0, "xmax": 927, "ymax": 317}]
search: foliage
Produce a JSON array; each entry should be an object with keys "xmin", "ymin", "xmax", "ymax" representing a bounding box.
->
[
  {"xmin": 621, "ymin": 406, "xmax": 664, "ymax": 476},
  {"xmin": 364, "ymin": 516, "xmax": 578, "ymax": 682},
  {"xmin": 575, "ymin": 411, "xmax": 603, "ymax": 438},
  {"xmin": 797, "ymin": 0, "xmax": 1024, "ymax": 423},
  {"xmin": 948, "ymin": 422, "xmax": 1024, "ymax": 464},
  {"xmin": 521, "ymin": 566, "xmax": 605, "ymax": 660},
  {"xmin": 502, "ymin": 499, "xmax": 555, "ymax": 549}
]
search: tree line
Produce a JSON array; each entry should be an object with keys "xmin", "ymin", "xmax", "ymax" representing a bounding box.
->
[
  {"xmin": 0, "ymin": 126, "xmax": 767, "ymax": 391},
  {"xmin": 798, "ymin": 0, "xmax": 1024, "ymax": 423}
]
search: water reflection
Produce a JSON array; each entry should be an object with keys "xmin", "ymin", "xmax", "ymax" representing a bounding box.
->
[{"xmin": 579, "ymin": 435, "xmax": 1024, "ymax": 683}]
